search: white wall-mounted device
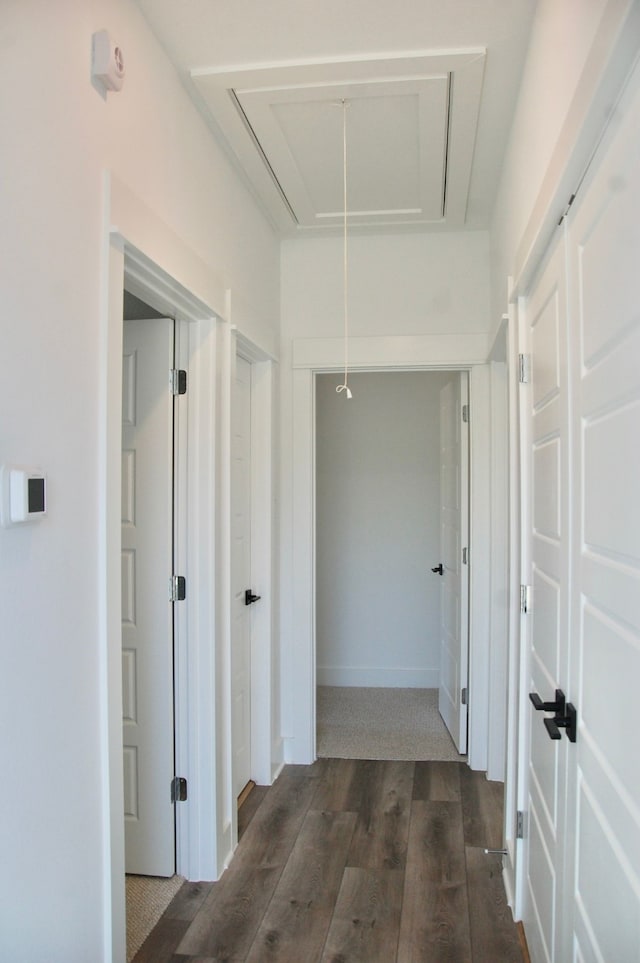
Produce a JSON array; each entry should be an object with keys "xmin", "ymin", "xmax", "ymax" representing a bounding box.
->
[
  {"xmin": 92, "ymin": 30, "xmax": 125, "ymax": 92},
  {"xmin": 0, "ymin": 465, "xmax": 47, "ymax": 528}
]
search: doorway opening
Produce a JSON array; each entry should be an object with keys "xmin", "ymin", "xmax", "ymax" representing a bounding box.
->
[
  {"xmin": 286, "ymin": 350, "xmax": 501, "ymax": 779},
  {"xmin": 314, "ymin": 370, "xmax": 469, "ymax": 761}
]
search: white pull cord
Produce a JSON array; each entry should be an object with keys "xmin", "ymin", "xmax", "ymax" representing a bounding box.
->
[{"xmin": 336, "ymin": 99, "xmax": 352, "ymax": 400}]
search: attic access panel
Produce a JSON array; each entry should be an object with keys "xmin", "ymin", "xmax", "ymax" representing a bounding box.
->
[{"xmin": 192, "ymin": 50, "xmax": 485, "ymax": 234}]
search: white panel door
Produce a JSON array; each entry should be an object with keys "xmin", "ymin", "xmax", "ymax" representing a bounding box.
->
[
  {"xmin": 520, "ymin": 239, "xmax": 571, "ymax": 963},
  {"xmin": 565, "ymin": 66, "xmax": 640, "ymax": 962},
  {"xmin": 231, "ymin": 355, "xmax": 252, "ymax": 797},
  {"xmin": 438, "ymin": 373, "xmax": 469, "ymax": 753},
  {"xmin": 122, "ymin": 318, "xmax": 175, "ymax": 877}
]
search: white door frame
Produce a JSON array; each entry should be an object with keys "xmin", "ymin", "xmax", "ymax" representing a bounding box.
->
[
  {"xmin": 286, "ymin": 333, "xmax": 493, "ymax": 771},
  {"xmin": 100, "ymin": 174, "xmax": 275, "ymax": 962},
  {"xmin": 235, "ymin": 333, "xmax": 278, "ymax": 789}
]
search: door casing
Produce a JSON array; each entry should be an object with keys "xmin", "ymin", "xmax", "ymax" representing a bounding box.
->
[
  {"xmin": 102, "ymin": 175, "xmax": 276, "ymax": 962},
  {"xmin": 285, "ymin": 340, "xmax": 495, "ymax": 772}
]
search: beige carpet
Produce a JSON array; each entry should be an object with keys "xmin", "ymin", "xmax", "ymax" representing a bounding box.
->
[
  {"xmin": 126, "ymin": 873, "xmax": 185, "ymax": 961},
  {"xmin": 316, "ymin": 686, "xmax": 463, "ymax": 761}
]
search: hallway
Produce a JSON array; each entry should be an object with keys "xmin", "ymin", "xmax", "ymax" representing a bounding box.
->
[{"xmin": 132, "ymin": 760, "xmax": 524, "ymax": 962}]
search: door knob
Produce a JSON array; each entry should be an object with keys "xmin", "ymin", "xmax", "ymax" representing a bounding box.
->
[
  {"xmin": 245, "ymin": 589, "xmax": 261, "ymax": 606},
  {"xmin": 431, "ymin": 563, "xmax": 444, "ymax": 576}
]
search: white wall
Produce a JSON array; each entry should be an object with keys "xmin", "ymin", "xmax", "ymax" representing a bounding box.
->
[
  {"xmin": 0, "ymin": 2, "xmax": 279, "ymax": 961},
  {"xmin": 283, "ymin": 232, "xmax": 490, "ymax": 339},
  {"xmin": 490, "ymin": 0, "xmax": 619, "ymax": 329},
  {"xmin": 316, "ymin": 371, "xmax": 451, "ymax": 688}
]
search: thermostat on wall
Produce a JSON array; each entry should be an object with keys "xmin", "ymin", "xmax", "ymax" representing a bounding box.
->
[{"xmin": 0, "ymin": 465, "xmax": 47, "ymax": 528}]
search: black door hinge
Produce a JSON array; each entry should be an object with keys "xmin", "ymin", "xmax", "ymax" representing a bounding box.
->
[
  {"xmin": 171, "ymin": 777, "xmax": 187, "ymax": 803},
  {"xmin": 170, "ymin": 575, "xmax": 186, "ymax": 601},
  {"xmin": 170, "ymin": 369, "xmax": 187, "ymax": 395}
]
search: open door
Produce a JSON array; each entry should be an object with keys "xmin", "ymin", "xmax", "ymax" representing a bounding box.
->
[
  {"xmin": 122, "ymin": 317, "xmax": 176, "ymax": 877},
  {"xmin": 437, "ymin": 372, "xmax": 469, "ymax": 753}
]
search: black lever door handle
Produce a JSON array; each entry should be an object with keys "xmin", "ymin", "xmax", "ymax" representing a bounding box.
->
[
  {"xmin": 431, "ymin": 563, "xmax": 444, "ymax": 576},
  {"xmin": 554, "ymin": 703, "xmax": 577, "ymax": 743},
  {"xmin": 529, "ymin": 689, "xmax": 566, "ymax": 715},
  {"xmin": 530, "ymin": 690, "xmax": 577, "ymax": 743},
  {"xmin": 544, "ymin": 717, "xmax": 562, "ymax": 740},
  {"xmin": 245, "ymin": 590, "xmax": 261, "ymax": 606}
]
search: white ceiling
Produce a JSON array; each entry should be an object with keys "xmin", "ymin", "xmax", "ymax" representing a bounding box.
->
[{"xmin": 135, "ymin": 0, "xmax": 537, "ymax": 235}]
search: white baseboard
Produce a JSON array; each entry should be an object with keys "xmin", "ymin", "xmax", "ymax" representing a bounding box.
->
[{"xmin": 317, "ymin": 665, "xmax": 439, "ymax": 688}]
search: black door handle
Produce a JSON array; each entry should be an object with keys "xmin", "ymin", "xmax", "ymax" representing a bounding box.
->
[
  {"xmin": 530, "ymin": 689, "xmax": 565, "ymax": 715},
  {"xmin": 245, "ymin": 589, "xmax": 261, "ymax": 606},
  {"xmin": 431, "ymin": 563, "xmax": 444, "ymax": 576},
  {"xmin": 530, "ymin": 689, "xmax": 577, "ymax": 743}
]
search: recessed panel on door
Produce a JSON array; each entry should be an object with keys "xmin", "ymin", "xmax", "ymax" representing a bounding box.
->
[{"xmin": 122, "ymin": 317, "xmax": 176, "ymax": 877}]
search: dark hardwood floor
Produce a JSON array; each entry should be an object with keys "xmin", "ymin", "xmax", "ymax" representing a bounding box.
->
[{"xmin": 133, "ymin": 760, "xmax": 523, "ymax": 963}]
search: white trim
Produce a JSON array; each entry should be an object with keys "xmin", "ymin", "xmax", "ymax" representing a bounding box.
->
[
  {"xmin": 100, "ymin": 238, "xmax": 126, "ymax": 963},
  {"xmin": 486, "ymin": 358, "xmax": 508, "ymax": 782},
  {"xmin": 232, "ymin": 333, "xmax": 278, "ymax": 789},
  {"xmin": 502, "ymin": 297, "xmax": 524, "ymax": 915},
  {"xmin": 288, "ymin": 368, "xmax": 317, "ymax": 763},
  {"xmin": 293, "ymin": 333, "xmax": 490, "ymax": 369},
  {"xmin": 286, "ymin": 335, "xmax": 492, "ymax": 768},
  {"xmin": 173, "ymin": 318, "xmax": 190, "ymax": 877},
  {"xmin": 217, "ymin": 320, "xmax": 235, "ymax": 866},
  {"xmin": 102, "ymin": 174, "xmax": 230, "ymax": 961},
  {"xmin": 109, "ymin": 175, "xmax": 226, "ymax": 319},
  {"xmin": 185, "ymin": 316, "xmax": 230, "ymax": 879},
  {"xmin": 467, "ymin": 365, "xmax": 490, "ymax": 771},
  {"xmin": 249, "ymin": 359, "xmax": 277, "ymax": 786}
]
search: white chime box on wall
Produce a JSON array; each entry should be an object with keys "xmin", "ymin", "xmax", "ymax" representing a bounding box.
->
[{"xmin": 0, "ymin": 465, "xmax": 47, "ymax": 527}]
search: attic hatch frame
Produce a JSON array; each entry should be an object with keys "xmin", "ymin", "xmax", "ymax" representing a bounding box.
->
[{"xmin": 190, "ymin": 47, "xmax": 486, "ymax": 236}]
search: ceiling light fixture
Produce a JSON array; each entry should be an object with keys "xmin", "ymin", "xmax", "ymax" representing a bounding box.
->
[{"xmin": 336, "ymin": 99, "xmax": 353, "ymax": 400}]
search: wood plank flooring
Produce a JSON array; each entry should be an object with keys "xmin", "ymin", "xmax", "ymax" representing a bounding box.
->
[{"xmin": 132, "ymin": 760, "xmax": 523, "ymax": 963}]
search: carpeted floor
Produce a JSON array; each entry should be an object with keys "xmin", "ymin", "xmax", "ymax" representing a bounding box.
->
[
  {"xmin": 126, "ymin": 873, "xmax": 185, "ymax": 962},
  {"xmin": 316, "ymin": 686, "xmax": 463, "ymax": 761}
]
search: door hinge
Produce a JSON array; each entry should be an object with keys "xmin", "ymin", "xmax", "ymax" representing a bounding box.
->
[
  {"xmin": 462, "ymin": 546, "xmax": 468, "ymax": 565},
  {"xmin": 170, "ymin": 369, "xmax": 187, "ymax": 395},
  {"xmin": 171, "ymin": 777, "xmax": 188, "ymax": 803},
  {"xmin": 557, "ymin": 192, "xmax": 576, "ymax": 226},
  {"xmin": 520, "ymin": 584, "xmax": 531, "ymax": 614},
  {"xmin": 516, "ymin": 810, "xmax": 525, "ymax": 839},
  {"xmin": 462, "ymin": 404, "xmax": 469, "ymax": 423},
  {"xmin": 169, "ymin": 575, "xmax": 186, "ymax": 602},
  {"xmin": 518, "ymin": 354, "xmax": 531, "ymax": 384},
  {"xmin": 461, "ymin": 687, "xmax": 468, "ymax": 706}
]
